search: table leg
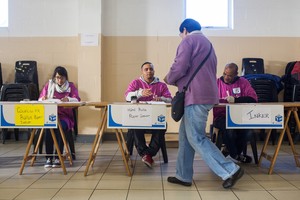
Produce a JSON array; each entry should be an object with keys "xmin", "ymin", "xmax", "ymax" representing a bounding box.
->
[
  {"xmin": 84, "ymin": 106, "xmax": 107, "ymax": 176},
  {"xmin": 57, "ymin": 120, "xmax": 72, "ymax": 166},
  {"xmin": 119, "ymin": 129, "xmax": 133, "ymax": 168},
  {"xmin": 30, "ymin": 128, "xmax": 45, "ymax": 166},
  {"xmin": 289, "ymin": 110, "xmax": 300, "ymax": 166},
  {"xmin": 115, "ymin": 129, "xmax": 132, "ymax": 176},
  {"xmin": 50, "ymin": 129, "xmax": 67, "ymax": 175},
  {"xmin": 258, "ymin": 109, "xmax": 291, "ymax": 174},
  {"xmin": 258, "ymin": 129, "xmax": 272, "ymax": 166},
  {"xmin": 269, "ymin": 109, "xmax": 293, "ymax": 174},
  {"xmin": 19, "ymin": 128, "xmax": 37, "ymax": 175}
]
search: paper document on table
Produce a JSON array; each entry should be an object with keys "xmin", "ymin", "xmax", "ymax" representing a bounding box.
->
[
  {"xmin": 40, "ymin": 99, "xmax": 62, "ymax": 103},
  {"xmin": 19, "ymin": 100, "xmax": 40, "ymax": 103},
  {"xmin": 139, "ymin": 101, "xmax": 166, "ymax": 105}
]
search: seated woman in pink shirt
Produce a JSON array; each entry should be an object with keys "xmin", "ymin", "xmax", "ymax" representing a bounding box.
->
[{"xmin": 39, "ymin": 66, "xmax": 80, "ymax": 168}]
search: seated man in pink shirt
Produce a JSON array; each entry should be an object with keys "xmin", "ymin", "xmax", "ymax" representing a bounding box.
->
[
  {"xmin": 125, "ymin": 62, "xmax": 172, "ymax": 168},
  {"xmin": 213, "ymin": 63, "xmax": 258, "ymax": 163}
]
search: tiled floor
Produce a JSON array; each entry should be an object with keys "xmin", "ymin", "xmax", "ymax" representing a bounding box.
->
[{"xmin": 1, "ymin": 139, "xmax": 300, "ymax": 200}]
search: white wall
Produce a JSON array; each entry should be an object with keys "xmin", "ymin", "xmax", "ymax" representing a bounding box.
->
[
  {"xmin": 101, "ymin": 0, "xmax": 300, "ymax": 37},
  {"xmin": 0, "ymin": 0, "xmax": 101, "ymax": 37},
  {"xmin": 2, "ymin": 0, "xmax": 300, "ymax": 37}
]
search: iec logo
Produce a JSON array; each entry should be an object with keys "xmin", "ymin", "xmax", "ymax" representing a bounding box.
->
[
  {"xmin": 275, "ymin": 115, "xmax": 282, "ymax": 123},
  {"xmin": 49, "ymin": 114, "xmax": 57, "ymax": 122},
  {"xmin": 157, "ymin": 115, "xmax": 165, "ymax": 123}
]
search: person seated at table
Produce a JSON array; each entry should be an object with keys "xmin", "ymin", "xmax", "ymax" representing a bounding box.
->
[
  {"xmin": 125, "ymin": 61, "xmax": 172, "ymax": 168},
  {"xmin": 213, "ymin": 63, "xmax": 258, "ymax": 163},
  {"xmin": 39, "ymin": 66, "xmax": 81, "ymax": 168}
]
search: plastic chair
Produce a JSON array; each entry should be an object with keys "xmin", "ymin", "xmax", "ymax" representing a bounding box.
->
[
  {"xmin": 33, "ymin": 108, "xmax": 78, "ymax": 160},
  {"xmin": 211, "ymin": 127, "xmax": 258, "ymax": 164},
  {"xmin": 242, "ymin": 58, "xmax": 264, "ymax": 75},
  {"xmin": 15, "ymin": 60, "xmax": 39, "ymax": 100},
  {"xmin": 0, "ymin": 83, "xmax": 31, "ymax": 144},
  {"xmin": 126, "ymin": 129, "xmax": 168, "ymax": 163},
  {"xmin": 248, "ymin": 79, "xmax": 278, "ymax": 102}
]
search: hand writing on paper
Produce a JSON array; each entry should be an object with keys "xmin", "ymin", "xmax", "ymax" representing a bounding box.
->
[
  {"xmin": 61, "ymin": 96, "xmax": 69, "ymax": 102},
  {"xmin": 226, "ymin": 90, "xmax": 235, "ymax": 103}
]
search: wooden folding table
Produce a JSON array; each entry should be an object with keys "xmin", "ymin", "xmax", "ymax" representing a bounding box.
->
[
  {"xmin": 18, "ymin": 102, "xmax": 84, "ymax": 175},
  {"xmin": 84, "ymin": 102, "xmax": 133, "ymax": 176},
  {"xmin": 258, "ymin": 102, "xmax": 300, "ymax": 174}
]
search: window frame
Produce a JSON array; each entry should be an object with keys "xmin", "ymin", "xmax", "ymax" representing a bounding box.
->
[
  {"xmin": 184, "ymin": 0, "xmax": 234, "ymax": 30},
  {"xmin": 0, "ymin": 0, "xmax": 8, "ymax": 28}
]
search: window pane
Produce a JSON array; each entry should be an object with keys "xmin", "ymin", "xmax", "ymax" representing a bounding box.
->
[
  {"xmin": 0, "ymin": 0, "xmax": 8, "ymax": 27},
  {"xmin": 186, "ymin": 0, "xmax": 231, "ymax": 28}
]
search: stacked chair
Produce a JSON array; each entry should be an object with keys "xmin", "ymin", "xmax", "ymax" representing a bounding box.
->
[
  {"xmin": 0, "ymin": 84, "xmax": 31, "ymax": 143},
  {"xmin": 0, "ymin": 60, "xmax": 39, "ymax": 143},
  {"xmin": 282, "ymin": 61, "xmax": 300, "ymax": 141},
  {"xmin": 14, "ymin": 60, "xmax": 39, "ymax": 100},
  {"xmin": 242, "ymin": 58, "xmax": 264, "ymax": 75},
  {"xmin": 242, "ymin": 58, "xmax": 281, "ymax": 145}
]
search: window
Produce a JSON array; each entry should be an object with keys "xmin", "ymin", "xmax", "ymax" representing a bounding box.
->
[
  {"xmin": 0, "ymin": 0, "xmax": 8, "ymax": 27},
  {"xmin": 185, "ymin": 0, "xmax": 233, "ymax": 29}
]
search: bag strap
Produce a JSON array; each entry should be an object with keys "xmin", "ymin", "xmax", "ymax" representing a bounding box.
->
[{"xmin": 183, "ymin": 43, "xmax": 213, "ymax": 92}]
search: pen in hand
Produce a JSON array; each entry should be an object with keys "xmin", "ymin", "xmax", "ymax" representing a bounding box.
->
[{"xmin": 226, "ymin": 90, "xmax": 230, "ymax": 97}]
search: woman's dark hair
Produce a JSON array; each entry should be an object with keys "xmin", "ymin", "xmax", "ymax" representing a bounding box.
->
[
  {"xmin": 179, "ymin": 18, "xmax": 201, "ymax": 33},
  {"xmin": 52, "ymin": 66, "xmax": 69, "ymax": 80}
]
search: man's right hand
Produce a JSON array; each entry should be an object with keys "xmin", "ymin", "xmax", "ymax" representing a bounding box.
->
[
  {"xmin": 226, "ymin": 96, "xmax": 235, "ymax": 103},
  {"xmin": 142, "ymin": 88, "xmax": 153, "ymax": 97}
]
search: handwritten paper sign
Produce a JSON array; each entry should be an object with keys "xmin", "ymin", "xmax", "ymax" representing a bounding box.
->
[
  {"xmin": 0, "ymin": 102, "xmax": 57, "ymax": 128},
  {"xmin": 226, "ymin": 104, "xmax": 284, "ymax": 129},
  {"xmin": 122, "ymin": 105, "xmax": 152, "ymax": 126},
  {"xmin": 15, "ymin": 104, "xmax": 44, "ymax": 126},
  {"xmin": 107, "ymin": 104, "xmax": 166, "ymax": 129}
]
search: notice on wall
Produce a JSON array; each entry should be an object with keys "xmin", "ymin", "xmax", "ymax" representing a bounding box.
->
[
  {"xmin": 80, "ymin": 33, "xmax": 99, "ymax": 46},
  {"xmin": 15, "ymin": 104, "xmax": 44, "ymax": 126}
]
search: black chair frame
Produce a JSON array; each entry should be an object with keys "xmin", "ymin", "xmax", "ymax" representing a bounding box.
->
[{"xmin": 126, "ymin": 129, "xmax": 168, "ymax": 163}]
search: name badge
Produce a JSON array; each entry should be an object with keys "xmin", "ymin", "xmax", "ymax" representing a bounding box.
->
[{"xmin": 233, "ymin": 87, "xmax": 241, "ymax": 94}]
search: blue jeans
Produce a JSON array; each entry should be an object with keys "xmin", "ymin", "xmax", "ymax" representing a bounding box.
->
[{"xmin": 175, "ymin": 104, "xmax": 240, "ymax": 182}]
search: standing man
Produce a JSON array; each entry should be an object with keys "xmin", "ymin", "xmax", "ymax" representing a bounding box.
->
[
  {"xmin": 125, "ymin": 61, "xmax": 172, "ymax": 168},
  {"xmin": 164, "ymin": 19, "xmax": 243, "ymax": 189},
  {"xmin": 213, "ymin": 63, "xmax": 258, "ymax": 163}
]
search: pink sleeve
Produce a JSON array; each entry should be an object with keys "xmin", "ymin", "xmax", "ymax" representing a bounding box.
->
[{"xmin": 38, "ymin": 82, "xmax": 49, "ymax": 100}]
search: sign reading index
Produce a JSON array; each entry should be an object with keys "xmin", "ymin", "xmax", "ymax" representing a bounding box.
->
[
  {"xmin": 226, "ymin": 104, "xmax": 284, "ymax": 129},
  {"xmin": 15, "ymin": 104, "xmax": 45, "ymax": 126}
]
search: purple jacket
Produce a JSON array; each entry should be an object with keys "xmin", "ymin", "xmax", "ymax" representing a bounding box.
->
[
  {"xmin": 213, "ymin": 76, "xmax": 258, "ymax": 121},
  {"xmin": 125, "ymin": 77, "xmax": 172, "ymax": 102},
  {"xmin": 166, "ymin": 31, "xmax": 218, "ymax": 106},
  {"xmin": 39, "ymin": 81, "xmax": 81, "ymax": 131}
]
